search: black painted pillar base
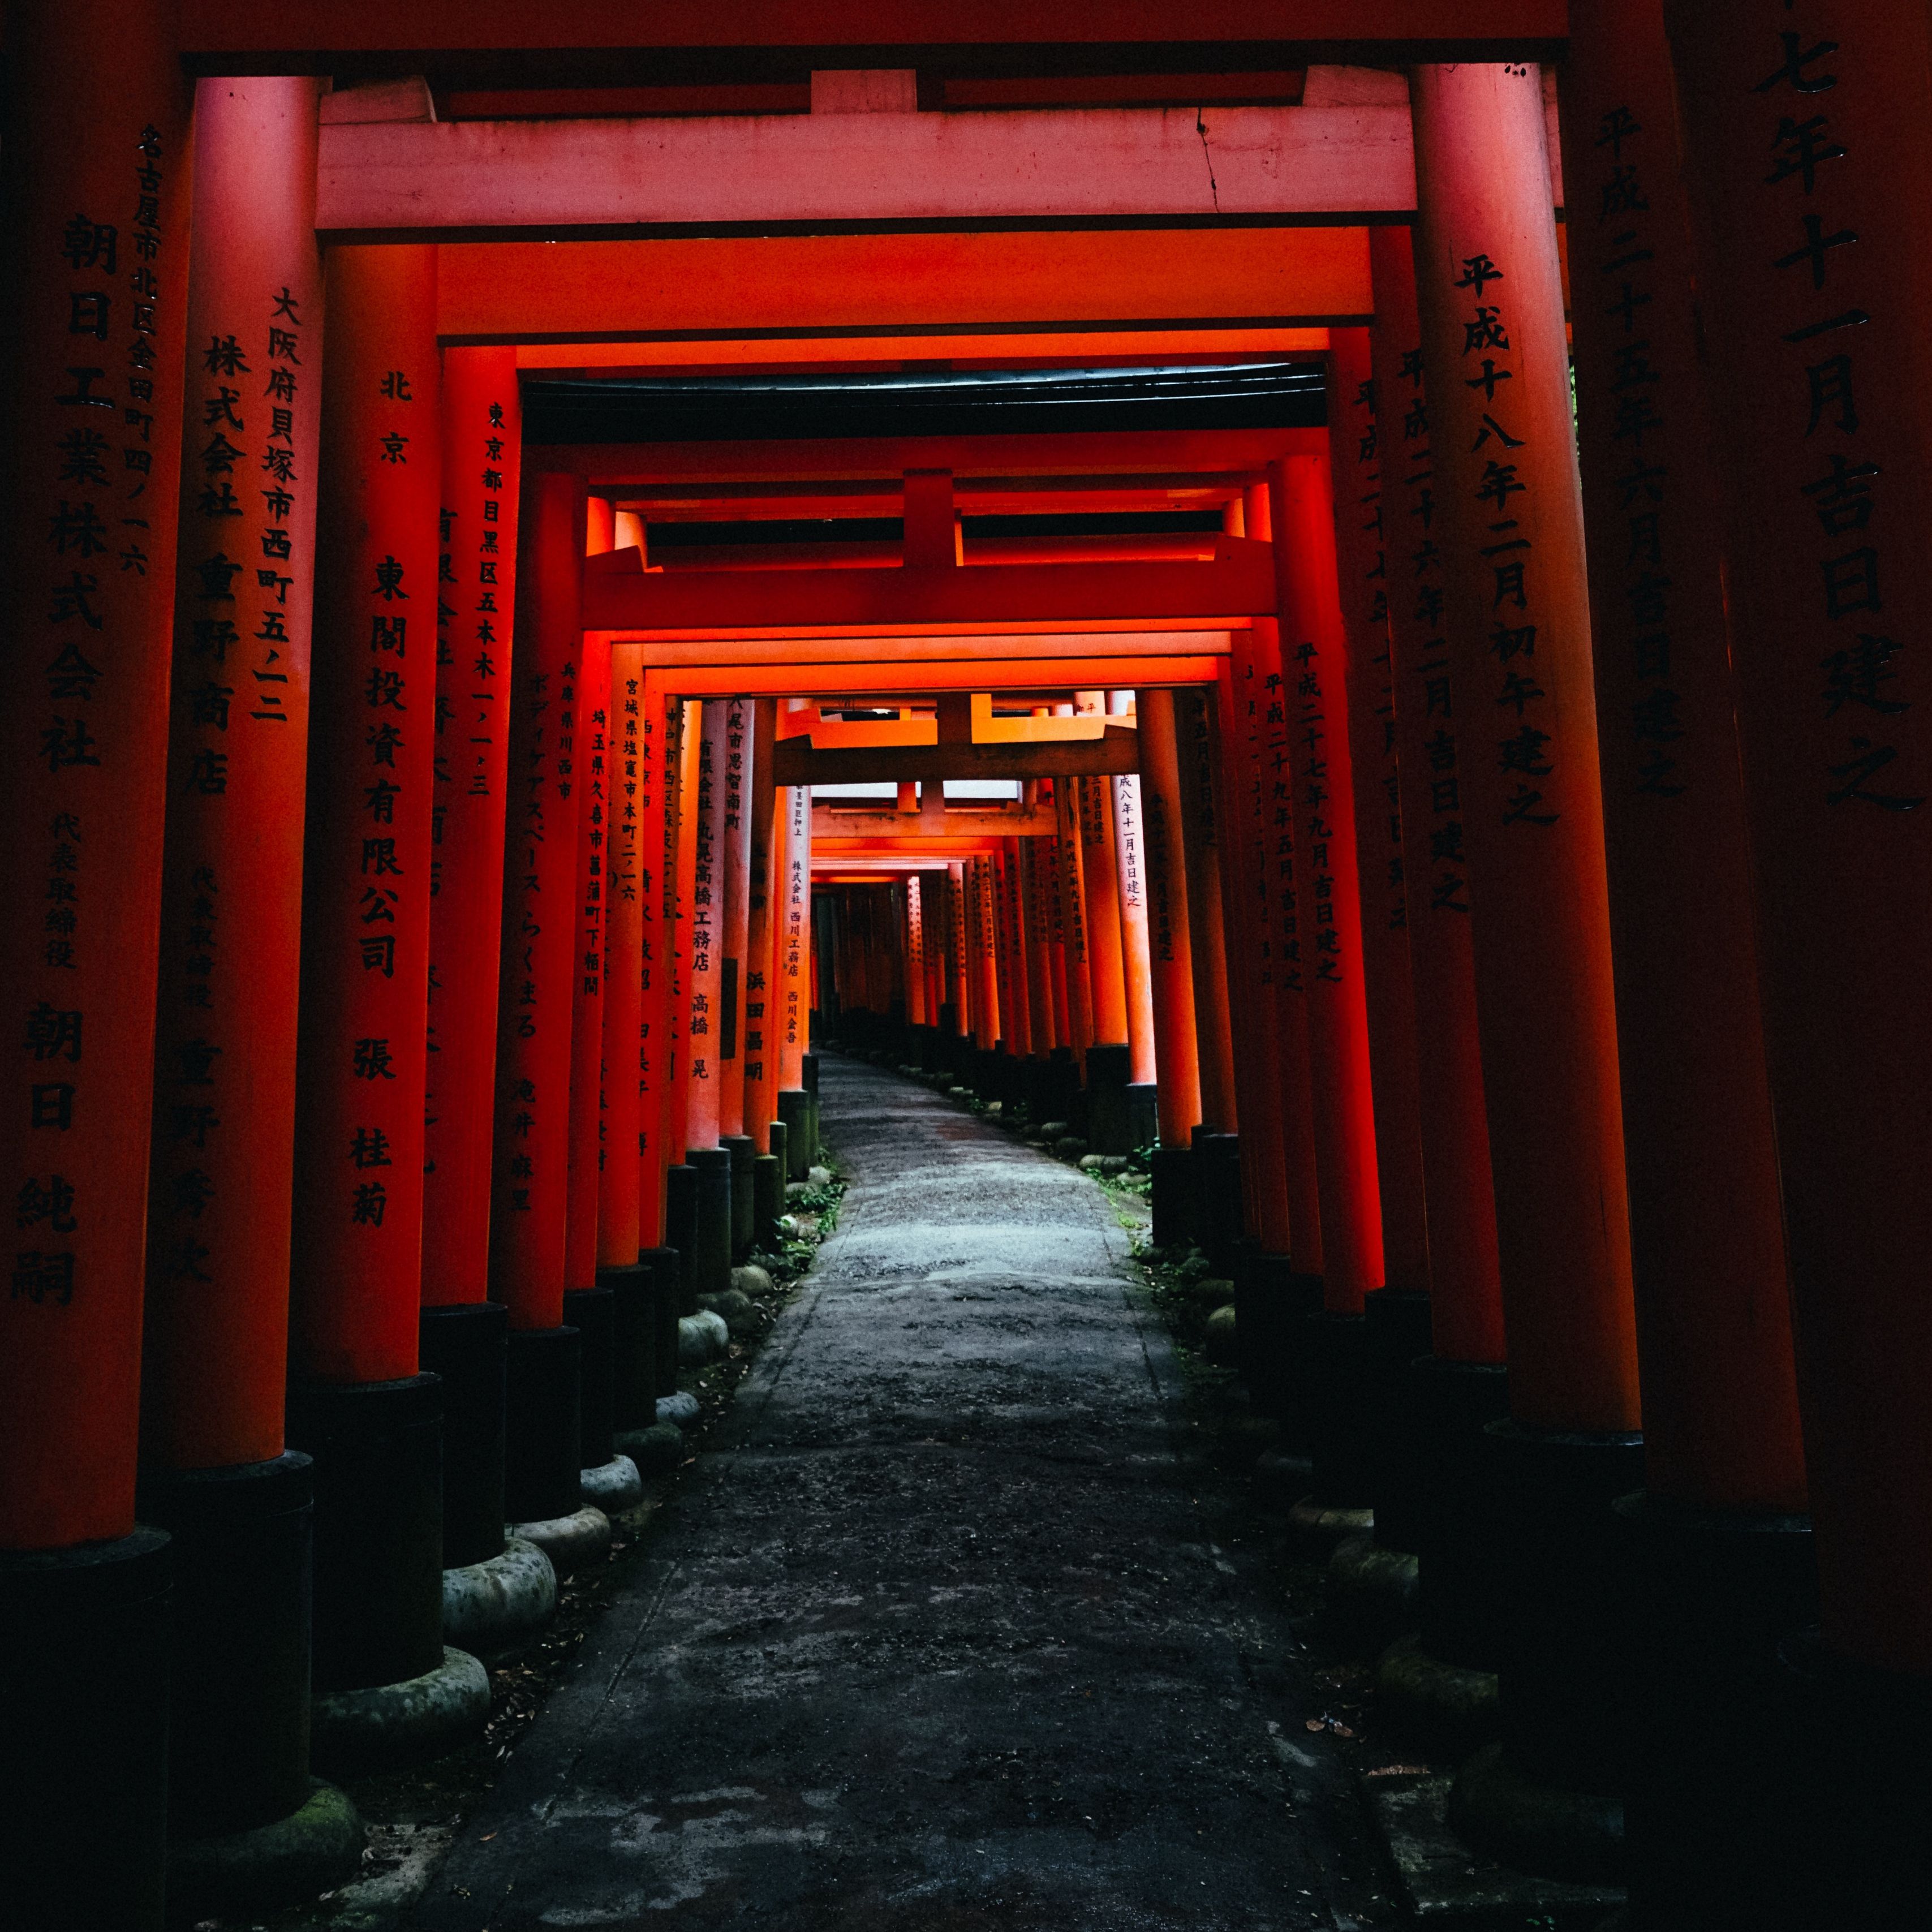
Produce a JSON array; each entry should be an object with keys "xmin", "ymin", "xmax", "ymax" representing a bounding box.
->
[
  {"xmin": 1236, "ymin": 1251, "xmax": 1321, "ymax": 1425},
  {"xmin": 562, "ymin": 1286, "xmax": 616, "ymax": 1470},
  {"xmin": 1765, "ymin": 1632, "xmax": 1932, "ymax": 1931},
  {"xmin": 286, "ymin": 1375, "xmax": 445, "ymax": 1694},
  {"xmin": 1302, "ymin": 1310, "xmax": 1372, "ymax": 1508},
  {"xmin": 1408, "ymin": 1355, "xmax": 1514, "ymax": 1669},
  {"xmin": 1613, "ymin": 1493, "xmax": 1815, "ymax": 1931},
  {"xmin": 419, "ymin": 1301, "xmax": 507, "ymax": 1569},
  {"xmin": 663, "ymin": 1162, "xmax": 699, "ymax": 1313},
  {"xmin": 1083, "ymin": 1041, "xmax": 1132, "ymax": 1154},
  {"xmin": 802, "ymin": 1052, "xmax": 821, "ymax": 1164},
  {"xmin": 753, "ymin": 1141, "xmax": 785, "ymax": 1253},
  {"xmin": 688, "ymin": 1146, "xmax": 734, "ymax": 1301},
  {"xmin": 1148, "ymin": 1143, "xmax": 1197, "ymax": 1250},
  {"xmin": 722, "ymin": 1132, "xmax": 756, "ymax": 1260},
  {"xmin": 1447, "ymin": 1420, "xmax": 1646, "ymax": 1883},
  {"xmin": 777, "ymin": 1088, "xmax": 811, "ymax": 1178},
  {"xmin": 1361, "ymin": 1288, "xmax": 1435, "ymax": 1554},
  {"xmin": 138, "ymin": 1453, "xmax": 314, "ymax": 1838},
  {"xmin": 0, "ymin": 1527, "xmax": 171, "ymax": 1931},
  {"xmin": 1194, "ymin": 1130, "xmax": 1243, "ymax": 1276},
  {"xmin": 597, "ymin": 1262, "xmax": 657, "ymax": 1435},
  {"xmin": 1125, "ymin": 1079, "xmax": 1160, "ymax": 1153},
  {"xmin": 635, "ymin": 1246, "xmax": 682, "ymax": 1400},
  {"xmin": 502, "ymin": 1327, "xmax": 582, "ymax": 1527}
]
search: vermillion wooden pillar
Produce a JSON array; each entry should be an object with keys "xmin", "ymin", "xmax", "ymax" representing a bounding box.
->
[
  {"xmin": 682, "ymin": 700, "xmax": 733, "ymax": 1295},
  {"xmin": 489, "ymin": 471, "xmax": 584, "ymax": 1328},
  {"xmin": 718, "ymin": 698, "xmax": 753, "ymax": 1136},
  {"xmin": 134, "ymin": 75, "xmax": 341, "ymax": 1862},
  {"xmin": 599, "ymin": 646, "xmax": 645, "ymax": 1268},
  {"xmin": 1109, "ymin": 705, "xmax": 1159, "ymax": 1092},
  {"xmin": 564, "ymin": 613, "xmax": 613, "ymax": 1300},
  {"xmin": 745, "ymin": 702, "xmax": 781, "ymax": 1143},
  {"xmin": 1327, "ymin": 327, "xmax": 1431, "ymax": 1298},
  {"xmin": 288, "ymin": 245, "xmax": 464, "ymax": 1725},
  {"xmin": 668, "ymin": 702, "xmax": 702, "ymax": 1170},
  {"xmin": 1137, "ymin": 690, "xmax": 1203, "ymax": 1154},
  {"xmin": 1268, "ymin": 458, "xmax": 1385, "ymax": 1318},
  {"xmin": 1215, "ymin": 645, "xmax": 1293, "ymax": 1254},
  {"xmin": 423, "ymin": 348, "xmax": 520, "ymax": 1305},
  {"xmin": 972, "ymin": 857, "xmax": 1000, "ymax": 1052},
  {"xmin": 1659, "ymin": 15, "xmax": 1932, "ymax": 1899},
  {"xmin": 776, "ymin": 782, "xmax": 812, "ymax": 1176},
  {"xmin": 1564, "ymin": 0, "xmax": 1805, "ymax": 1516},
  {"xmin": 1410, "ymin": 63, "xmax": 1640, "ymax": 1434},
  {"xmin": 1078, "ymin": 775, "xmax": 1130, "ymax": 1045},
  {"xmin": 638, "ymin": 676, "xmax": 685, "ymax": 1232},
  {"xmin": 906, "ymin": 875, "xmax": 928, "ymax": 1026},
  {"xmin": 1053, "ymin": 783, "xmax": 1095, "ymax": 1056},
  {"xmin": 1559, "ymin": 7, "xmax": 1813, "ymax": 1910},
  {"xmin": 1369, "ymin": 225, "xmax": 1505, "ymax": 1367},
  {"xmin": 1020, "ymin": 837, "xmax": 1056, "ymax": 1054},
  {"xmin": 0, "ymin": 8, "xmax": 182, "ymax": 1911},
  {"xmin": 1173, "ymin": 691, "xmax": 1238, "ymax": 1134},
  {"xmin": 1246, "ymin": 479, "xmax": 1326, "ymax": 1287},
  {"xmin": 291, "ymin": 247, "xmax": 440, "ymax": 1382},
  {"xmin": 143, "ymin": 71, "xmax": 321, "ymax": 1469},
  {"xmin": 487, "ymin": 468, "xmax": 588, "ymax": 1525},
  {"xmin": 997, "ymin": 844, "xmax": 1030, "ymax": 1056}
]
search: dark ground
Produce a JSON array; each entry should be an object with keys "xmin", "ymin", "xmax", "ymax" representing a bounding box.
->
[{"xmin": 402, "ymin": 1055, "xmax": 1404, "ymax": 1931}]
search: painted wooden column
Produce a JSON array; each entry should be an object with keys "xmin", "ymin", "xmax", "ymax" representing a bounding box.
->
[
  {"xmin": 1555, "ymin": 3, "xmax": 1814, "ymax": 1910},
  {"xmin": 1173, "ymin": 690, "xmax": 1238, "ymax": 1135},
  {"xmin": 287, "ymin": 247, "xmax": 473, "ymax": 1735},
  {"xmin": 638, "ymin": 676, "xmax": 684, "ymax": 1237},
  {"xmin": 1410, "ymin": 62, "xmax": 1641, "ymax": 1435},
  {"xmin": 423, "ymin": 347, "xmax": 519, "ymax": 1305},
  {"xmin": 906, "ymin": 875, "xmax": 928, "ymax": 1027},
  {"xmin": 132, "ymin": 75, "xmax": 345, "ymax": 1866},
  {"xmin": 1136, "ymin": 689, "xmax": 1203, "ymax": 1155},
  {"xmin": 600, "ymin": 646, "xmax": 646, "ymax": 1269},
  {"xmin": 1052, "ymin": 781, "xmax": 1095, "ymax": 1056},
  {"xmin": 1268, "ymin": 457, "xmax": 1386, "ymax": 1319},
  {"xmin": 682, "ymin": 700, "xmax": 733, "ymax": 1296},
  {"xmin": 776, "ymin": 781, "xmax": 812, "ymax": 1176},
  {"xmin": 668, "ymin": 702, "xmax": 701, "ymax": 1176},
  {"xmin": 1659, "ymin": 11, "xmax": 1932, "ymax": 1907},
  {"xmin": 1215, "ymin": 643, "xmax": 1293, "ymax": 1255},
  {"xmin": 1369, "ymin": 225, "xmax": 1506, "ymax": 1369},
  {"xmin": 972, "ymin": 855, "xmax": 1001, "ymax": 1052},
  {"xmin": 1020, "ymin": 837, "xmax": 1056, "ymax": 1056},
  {"xmin": 1327, "ymin": 325, "xmax": 1431, "ymax": 1299},
  {"xmin": 1109, "ymin": 699, "xmax": 1160, "ymax": 1101},
  {"xmin": 487, "ymin": 468, "xmax": 588, "ymax": 1524},
  {"xmin": 565, "ymin": 570, "xmax": 614, "ymax": 1302},
  {"xmin": 745, "ymin": 702, "xmax": 781, "ymax": 1143},
  {"xmin": 0, "ymin": 15, "xmax": 189, "ymax": 1912}
]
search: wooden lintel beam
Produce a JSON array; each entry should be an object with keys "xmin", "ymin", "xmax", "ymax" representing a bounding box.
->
[
  {"xmin": 774, "ymin": 731, "xmax": 1141, "ymax": 785},
  {"xmin": 812, "ymin": 810, "xmax": 1053, "ymax": 839},
  {"xmin": 645, "ymin": 652, "xmax": 1225, "ymax": 696},
  {"xmin": 583, "ymin": 540, "xmax": 1275, "ymax": 632}
]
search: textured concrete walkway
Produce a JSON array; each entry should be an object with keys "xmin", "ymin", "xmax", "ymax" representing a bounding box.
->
[{"xmin": 412, "ymin": 1056, "xmax": 1383, "ymax": 1930}]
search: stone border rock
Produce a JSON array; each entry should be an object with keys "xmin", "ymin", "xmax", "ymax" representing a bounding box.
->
[
  {"xmin": 441, "ymin": 1537, "xmax": 557, "ymax": 1655},
  {"xmin": 311, "ymin": 1647, "xmax": 492, "ymax": 1779},
  {"xmin": 508, "ymin": 1503, "xmax": 612, "ymax": 1578}
]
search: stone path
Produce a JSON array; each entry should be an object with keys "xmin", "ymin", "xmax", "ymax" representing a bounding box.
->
[{"xmin": 412, "ymin": 1056, "xmax": 1390, "ymax": 1930}]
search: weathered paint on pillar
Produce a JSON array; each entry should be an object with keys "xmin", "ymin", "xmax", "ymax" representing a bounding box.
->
[
  {"xmin": 1270, "ymin": 457, "xmax": 1386, "ymax": 1314},
  {"xmin": 684, "ymin": 700, "xmax": 728, "ymax": 1150},
  {"xmin": 1052, "ymin": 782, "xmax": 1095, "ymax": 1055},
  {"xmin": 1410, "ymin": 60, "xmax": 1640, "ymax": 1430},
  {"xmin": 0, "ymin": 0, "xmax": 190, "ymax": 1544},
  {"xmin": 487, "ymin": 470, "xmax": 584, "ymax": 1332},
  {"xmin": 778, "ymin": 784, "xmax": 811, "ymax": 1090},
  {"xmin": 290, "ymin": 246, "xmax": 440, "ymax": 1380},
  {"xmin": 948, "ymin": 860, "xmax": 972, "ymax": 1039},
  {"xmin": 1563, "ymin": 0, "xmax": 1804, "ymax": 1515},
  {"xmin": 600, "ymin": 644, "xmax": 644, "ymax": 1266},
  {"xmin": 423, "ymin": 346, "xmax": 520, "ymax": 1305},
  {"xmin": 744, "ymin": 700, "xmax": 780, "ymax": 1144},
  {"xmin": 140, "ymin": 77, "xmax": 321, "ymax": 1471},
  {"xmin": 1664, "ymin": 0, "xmax": 1932, "ymax": 1667},
  {"xmin": 1327, "ymin": 326, "xmax": 1431, "ymax": 1296},
  {"xmin": 563, "ymin": 631, "xmax": 612, "ymax": 1291},
  {"xmin": 1370, "ymin": 223, "xmax": 1505, "ymax": 1364},
  {"xmin": 1136, "ymin": 689, "xmax": 1203, "ymax": 1148},
  {"xmin": 635, "ymin": 676, "xmax": 683, "ymax": 1241},
  {"xmin": 1173, "ymin": 689, "xmax": 1239, "ymax": 1135},
  {"xmin": 1109, "ymin": 698, "xmax": 1159, "ymax": 1091}
]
